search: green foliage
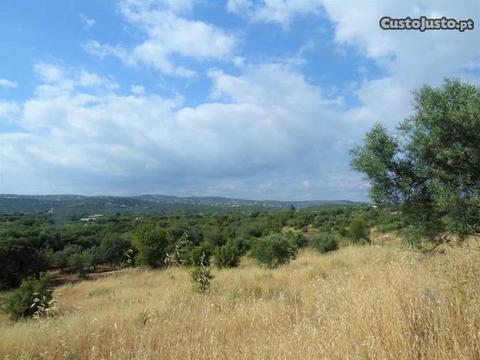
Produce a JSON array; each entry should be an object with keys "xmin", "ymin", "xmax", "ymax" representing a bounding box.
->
[
  {"xmin": 187, "ymin": 243, "xmax": 213, "ymax": 267},
  {"xmin": 3, "ymin": 273, "xmax": 53, "ymax": 320},
  {"xmin": 100, "ymin": 234, "xmax": 130, "ymax": 266},
  {"xmin": 241, "ymin": 225, "xmax": 263, "ymax": 238},
  {"xmin": 347, "ymin": 216, "xmax": 370, "ymax": 245},
  {"xmin": 190, "ymin": 262, "xmax": 213, "ymax": 293},
  {"xmin": 132, "ymin": 222, "xmax": 168, "ymax": 268},
  {"xmin": 310, "ymin": 233, "xmax": 339, "ymax": 253},
  {"xmin": 0, "ymin": 237, "xmax": 47, "ymax": 289},
  {"xmin": 229, "ymin": 237, "xmax": 250, "ymax": 256},
  {"xmin": 47, "ymin": 248, "xmax": 68, "ymax": 271},
  {"xmin": 83, "ymin": 246, "xmax": 104, "ymax": 271},
  {"xmin": 0, "ymin": 206, "xmax": 379, "ymax": 287},
  {"xmin": 49, "ymin": 245, "xmax": 94, "ymax": 276},
  {"xmin": 250, "ymin": 234, "xmax": 297, "ymax": 268},
  {"xmin": 351, "ymin": 79, "xmax": 480, "ymax": 245},
  {"xmin": 205, "ymin": 230, "xmax": 226, "ymax": 247},
  {"xmin": 376, "ymin": 210, "xmax": 403, "ymax": 233},
  {"xmin": 285, "ymin": 231, "xmax": 309, "ymax": 248},
  {"xmin": 67, "ymin": 251, "xmax": 91, "ymax": 277},
  {"xmin": 171, "ymin": 231, "xmax": 194, "ymax": 266},
  {"xmin": 213, "ymin": 241, "xmax": 240, "ymax": 269}
]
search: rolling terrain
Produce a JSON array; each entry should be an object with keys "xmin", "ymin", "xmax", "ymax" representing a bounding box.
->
[
  {"xmin": 1, "ymin": 242, "xmax": 479, "ymax": 359},
  {"xmin": 0, "ymin": 194, "xmax": 362, "ymax": 218}
]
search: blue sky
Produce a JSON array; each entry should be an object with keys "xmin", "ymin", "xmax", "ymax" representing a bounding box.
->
[{"xmin": 0, "ymin": 0, "xmax": 479, "ymax": 200}]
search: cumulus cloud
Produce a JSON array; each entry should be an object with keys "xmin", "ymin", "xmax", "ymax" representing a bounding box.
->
[
  {"xmin": 0, "ymin": 61, "xmax": 355, "ymax": 198},
  {"xmin": 85, "ymin": 0, "xmax": 238, "ymax": 77},
  {"xmin": 2, "ymin": 0, "xmax": 479, "ymax": 200},
  {"xmin": 32, "ymin": 63, "xmax": 118, "ymax": 98},
  {"xmin": 323, "ymin": 0, "xmax": 480, "ymax": 126}
]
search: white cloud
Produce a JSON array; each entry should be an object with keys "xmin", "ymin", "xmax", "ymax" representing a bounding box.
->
[
  {"xmin": 34, "ymin": 63, "xmax": 65, "ymax": 83},
  {"xmin": 0, "ymin": 62, "xmax": 355, "ymax": 198},
  {"xmin": 85, "ymin": 0, "xmax": 238, "ymax": 77},
  {"xmin": 322, "ymin": 0, "xmax": 480, "ymax": 126},
  {"xmin": 80, "ymin": 14, "xmax": 95, "ymax": 29},
  {"xmin": 33, "ymin": 63, "xmax": 118, "ymax": 98},
  {"xmin": 130, "ymin": 85, "xmax": 145, "ymax": 95},
  {"xmin": 3, "ymin": 1, "xmax": 479, "ymax": 200},
  {"xmin": 227, "ymin": 0, "xmax": 322, "ymax": 27},
  {"xmin": 0, "ymin": 79, "xmax": 18, "ymax": 89},
  {"xmin": 0, "ymin": 102, "xmax": 19, "ymax": 121}
]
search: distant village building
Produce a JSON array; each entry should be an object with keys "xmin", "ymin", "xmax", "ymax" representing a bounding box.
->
[{"xmin": 80, "ymin": 214, "xmax": 104, "ymax": 222}]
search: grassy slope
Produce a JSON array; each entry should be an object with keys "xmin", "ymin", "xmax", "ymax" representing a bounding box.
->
[{"xmin": 1, "ymin": 244, "xmax": 479, "ymax": 359}]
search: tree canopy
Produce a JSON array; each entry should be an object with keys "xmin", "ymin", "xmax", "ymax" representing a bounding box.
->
[{"xmin": 351, "ymin": 79, "xmax": 480, "ymax": 245}]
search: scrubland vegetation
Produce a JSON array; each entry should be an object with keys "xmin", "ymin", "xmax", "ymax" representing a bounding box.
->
[
  {"xmin": 1, "ymin": 242, "xmax": 479, "ymax": 359},
  {"xmin": 0, "ymin": 205, "xmax": 373, "ymax": 292}
]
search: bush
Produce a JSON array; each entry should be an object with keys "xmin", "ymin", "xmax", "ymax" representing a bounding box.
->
[
  {"xmin": 170, "ymin": 231, "xmax": 193, "ymax": 266},
  {"xmin": 310, "ymin": 233, "xmax": 339, "ymax": 253},
  {"xmin": 285, "ymin": 231, "xmax": 309, "ymax": 248},
  {"xmin": 0, "ymin": 237, "xmax": 48, "ymax": 289},
  {"xmin": 68, "ymin": 251, "xmax": 91, "ymax": 277},
  {"xmin": 205, "ymin": 230, "xmax": 226, "ymax": 247},
  {"xmin": 214, "ymin": 242, "xmax": 240, "ymax": 269},
  {"xmin": 229, "ymin": 237, "xmax": 250, "ymax": 256},
  {"xmin": 132, "ymin": 222, "xmax": 168, "ymax": 268},
  {"xmin": 250, "ymin": 234, "xmax": 297, "ymax": 268},
  {"xmin": 187, "ymin": 243, "xmax": 213, "ymax": 267},
  {"xmin": 348, "ymin": 216, "xmax": 370, "ymax": 244},
  {"xmin": 50, "ymin": 245, "xmax": 82, "ymax": 273},
  {"xmin": 3, "ymin": 273, "xmax": 53, "ymax": 320},
  {"xmin": 100, "ymin": 235, "xmax": 131, "ymax": 267},
  {"xmin": 190, "ymin": 265, "xmax": 213, "ymax": 293}
]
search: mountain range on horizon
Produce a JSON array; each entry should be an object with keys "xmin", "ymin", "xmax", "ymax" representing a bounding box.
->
[{"xmin": 0, "ymin": 194, "xmax": 364, "ymax": 218}]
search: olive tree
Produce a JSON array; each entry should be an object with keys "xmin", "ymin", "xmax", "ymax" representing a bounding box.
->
[{"xmin": 351, "ymin": 79, "xmax": 480, "ymax": 246}]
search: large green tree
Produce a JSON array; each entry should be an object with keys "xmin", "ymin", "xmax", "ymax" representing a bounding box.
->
[
  {"xmin": 0, "ymin": 237, "xmax": 48, "ymax": 289},
  {"xmin": 351, "ymin": 79, "xmax": 480, "ymax": 246},
  {"xmin": 132, "ymin": 222, "xmax": 168, "ymax": 267},
  {"xmin": 100, "ymin": 234, "xmax": 130, "ymax": 267}
]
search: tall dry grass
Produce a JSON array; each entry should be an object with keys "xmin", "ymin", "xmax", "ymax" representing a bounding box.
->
[{"xmin": 1, "ymin": 245, "xmax": 479, "ymax": 359}]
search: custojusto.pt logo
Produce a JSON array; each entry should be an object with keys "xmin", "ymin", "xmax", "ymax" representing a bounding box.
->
[{"xmin": 380, "ymin": 16, "xmax": 474, "ymax": 32}]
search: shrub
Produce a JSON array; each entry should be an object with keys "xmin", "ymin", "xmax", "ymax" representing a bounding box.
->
[
  {"xmin": 132, "ymin": 222, "xmax": 168, "ymax": 268},
  {"xmin": 348, "ymin": 216, "xmax": 370, "ymax": 244},
  {"xmin": 242, "ymin": 225, "xmax": 262, "ymax": 238},
  {"xmin": 187, "ymin": 243, "xmax": 213, "ymax": 267},
  {"xmin": 100, "ymin": 235, "xmax": 131, "ymax": 267},
  {"xmin": 0, "ymin": 237, "xmax": 48, "ymax": 289},
  {"xmin": 229, "ymin": 237, "xmax": 250, "ymax": 256},
  {"xmin": 171, "ymin": 231, "xmax": 193, "ymax": 266},
  {"xmin": 68, "ymin": 251, "xmax": 91, "ymax": 277},
  {"xmin": 205, "ymin": 230, "xmax": 226, "ymax": 247},
  {"xmin": 3, "ymin": 273, "xmax": 54, "ymax": 320},
  {"xmin": 51, "ymin": 245, "xmax": 83, "ymax": 273},
  {"xmin": 250, "ymin": 234, "xmax": 297, "ymax": 268},
  {"xmin": 83, "ymin": 247, "xmax": 104, "ymax": 271},
  {"xmin": 310, "ymin": 233, "xmax": 339, "ymax": 254},
  {"xmin": 190, "ymin": 262, "xmax": 213, "ymax": 293},
  {"xmin": 214, "ymin": 242, "xmax": 240, "ymax": 269},
  {"xmin": 286, "ymin": 231, "xmax": 309, "ymax": 248}
]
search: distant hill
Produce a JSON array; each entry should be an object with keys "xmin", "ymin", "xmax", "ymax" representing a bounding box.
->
[{"xmin": 0, "ymin": 194, "xmax": 363, "ymax": 218}]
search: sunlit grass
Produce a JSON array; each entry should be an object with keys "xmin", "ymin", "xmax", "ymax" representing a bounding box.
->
[{"xmin": 1, "ymin": 244, "xmax": 479, "ymax": 359}]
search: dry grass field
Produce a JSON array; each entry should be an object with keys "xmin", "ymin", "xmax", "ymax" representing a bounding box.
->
[{"xmin": 1, "ymin": 243, "xmax": 479, "ymax": 359}]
